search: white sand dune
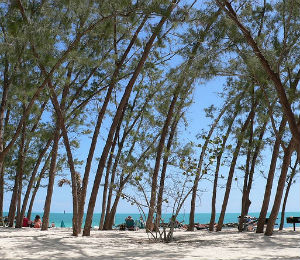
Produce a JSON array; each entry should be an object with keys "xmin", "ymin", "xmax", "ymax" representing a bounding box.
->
[{"xmin": 0, "ymin": 227, "xmax": 299, "ymax": 260}]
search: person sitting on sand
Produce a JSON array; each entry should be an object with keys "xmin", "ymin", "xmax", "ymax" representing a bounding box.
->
[
  {"xmin": 136, "ymin": 216, "xmax": 145, "ymax": 229},
  {"xmin": 33, "ymin": 215, "xmax": 42, "ymax": 228},
  {"xmin": 22, "ymin": 217, "xmax": 29, "ymax": 227},
  {"xmin": 125, "ymin": 216, "xmax": 136, "ymax": 231}
]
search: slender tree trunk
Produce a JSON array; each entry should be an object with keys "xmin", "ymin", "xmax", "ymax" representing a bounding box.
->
[
  {"xmin": 19, "ymin": 139, "xmax": 52, "ymax": 226},
  {"xmin": 217, "ymin": 108, "xmax": 255, "ymax": 231},
  {"xmin": 265, "ymin": 140, "xmax": 294, "ymax": 235},
  {"xmin": 239, "ymin": 120, "xmax": 267, "ymax": 231},
  {"xmin": 99, "ymin": 130, "xmax": 118, "ymax": 230},
  {"xmin": 237, "ymin": 115, "xmax": 254, "ymax": 231},
  {"xmin": 106, "ymin": 191, "xmax": 122, "ymax": 230},
  {"xmin": 50, "ymin": 90, "xmax": 79, "ymax": 236},
  {"xmin": 41, "ymin": 126, "xmax": 60, "ymax": 231},
  {"xmin": 146, "ymin": 92, "xmax": 179, "ymax": 230},
  {"xmin": 189, "ymin": 101, "xmax": 233, "ymax": 231},
  {"xmin": 78, "ymin": 16, "xmax": 148, "ymax": 233},
  {"xmin": 156, "ymin": 115, "xmax": 180, "ymax": 219},
  {"xmin": 102, "ymin": 131, "xmax": 129, "ymax": 230},
  {"xmin": 209, "ymin": 112, "xmax": 237, "ymax": 231},
  {"xmin": 0, "ymin": 164, "xmax": 4, "ymax": 220},
  {"xmin": 279, "ymin": 158, "xmax": 298, "ymax": 230},
  {"xmin": 27, "ymin": 155, "xmax": 50, "ymax": 220},
  {"xmin": 8, "ymin": 173, "xmax": 19, "ymax": 227},
  {"xmin": 83, "ymin": 4, "xmax": 177, "ymax": 236},
  {"xmin": 103, "ymin": 124, "xmax": 157, "ymax": 230},
  {"xmin": 16, "ymin": 182, "xmax": 22, "ymax": 227},
  {"xmin": 256, "ymin": 117, "xmax": 287, "ymax": 233},
  {"xmin": 0, "ymin": 59, "xmax": 9, "ymax": 220},
  {"xmin": 105, "ymin": 130, "xmax": 159, "ymax": 230},
  {"xmin": 103, "ymin": 147, "xmax": 122, "ymax": 230},
  {"xmin": 9, "ymin": 115, "xmax": 26, "ymax": 228}
]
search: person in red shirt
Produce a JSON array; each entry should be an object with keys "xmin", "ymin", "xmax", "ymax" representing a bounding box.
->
[{"xmin": 22, "ymin": 217, "xmax": 29, "ymax": 227}]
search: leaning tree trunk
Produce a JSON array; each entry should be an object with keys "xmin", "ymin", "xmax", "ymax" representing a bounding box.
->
[
  {"xmin": 209, "ymin": 111, "xmax": 237, "ymax": 231},
  {"xmin": 20, "ymin": 139, "xmax": 52, "ymax": 226},
  {"xmin": 239, "ymin": 120, "xmax": 267, "ymax": 231},
  {"xmin": 104, "ymin": 131, "xmax": 158, "ymax": 230},
  {"xmin": 0, "ymin": 164, "xmax": 4, "ymax": 220},
  {"xmin": 83, "ymin": 4, "xmax": 177, "ymax": 236},
  {"xmin": 100, "ymin": 103, "xmax": 130, "ymax": 230},
  {"xmin": 78, "ymin": 16, "xmax": 148, "ymax": 233},
  {"xmin": 106, "ymin": 189, "xmax": 122, "ymax": 230},
  {"xmin": 0, "ymin": 60, "xmax": 9, "ymax": 220},
  {"xmin": 238, "ymin": 114, "xmax": 254, "ymax": 231},
  {"xmin": 99, "ymin": 129, "xmax": 119, "ymax": 230},
  {"xmin": 103, "ymin": 95, "xmax": 147, "ymax": 229},
  {"xmin": 265, "ymin": 140, "xmax": 294, "ymax": 236},
  {"xmin": 156, "ymin": 113, "xmax": 181, "ymax": 220},
  {"xmin": 103, "ymin": 143, "xmax": 123, "ymax": 230},
  {"xmin": 217, "ymin": 108, "xmax": 255, "ymax": 231},
  {"xmin": 244, "ymin": 122, "xmax": 267, "ymax": 216},
  {"xmin": 8, "ymin": 117, "xmax": 26, "ymax": 228},
  {"xmin": 27, "ymin": 155, "xmax": 50, "ymax": 220},
  {"xmin": 41, "ymin": 126, "xmax": 60, "ymax": 231},
  {"xmin": 256, "ymin": 117, "xmax": 287, "ymax": 233},
  {"xmin": 146, "ymin": 91, "xmax": 179, "ymax": 231},
  {"xmin": 279, "ymin": 160, "xmax": 298, "ymax": 230},
  {"xmin": 189, "ymin": 93, "xmax": 237, "ymax": 231},
  {"xmin": 279, "ymin": 158, "xmax": 298, "ymax": 230}
]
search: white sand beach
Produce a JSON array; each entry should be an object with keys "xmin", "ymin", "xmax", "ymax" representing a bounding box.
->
[{"xmin": 0, "ymin": 227, "xmax": 299, "ymax": 260}]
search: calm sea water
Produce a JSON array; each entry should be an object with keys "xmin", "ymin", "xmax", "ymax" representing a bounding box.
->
[{"xmin": 8, "ymin": 212, "xmax": 298, "ymax": 228}]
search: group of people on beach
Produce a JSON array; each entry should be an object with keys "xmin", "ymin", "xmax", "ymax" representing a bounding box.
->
[
  {"xmin": 22, "ymin": 215, "xmax": 55, "ymax": 228},
  {"xmin": 119, "ymin": 216, "xmax": 145, "ymax": 231},
  {"xmin": 22, "ymin": 215, "xmax": 42, "ymax": 228}
]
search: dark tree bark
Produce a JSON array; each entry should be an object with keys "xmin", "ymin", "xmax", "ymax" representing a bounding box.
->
[
  {"xmin": 217, "ymin": 107, "xmax": 256, "ymax": 231},
  {"xmin": 256, "ymin": 117, "xmax": 287, "ymax": 233},
  {"xmin": 99, "ymin": 129, "xmax": 119, "ymax": 230},
  {"xmin": 103, "ymin": 90, "xmax": 155, "ymax": 230},
  {"xmin": 41, "ymin": 126, "xmax": 60, "ymax": 231},
  {"xmin": 49, "ymin": 86, "xmax": 80, "ymax": 236},
  {"xmin": 103, "ymin": 142, "xmax": 123, "ymax": 230},
  {"xmin": 8, "ymin": 115, "xmax": 26, "ymax": 228},
  {"xmin": 209, "ymin": 111, "xmax": 237, "ymax": 231},
  {"xmin": 156, "ymin": 113, "xmax": 181, "ymax": 219},
  {"xmin": 146, "ymin": 91, "xmax": 179, "ymax": 230},
  {"xmin": 27, "ymin": 155, "xmax": 50, "ymax": 220},
  {"xmin": 19, "ymin": 139, "xmax": 52, "ymax": 227},
  {"xmin": 0, "ymin": 58, "xmax": 9, "ymax": 220},
  {"xmin": 238, "ymin": 120, "xmax": 267, "ymax": 231},
  {"xmin": 279, "ymin": 158, "xmax": 298, "ymax": 230},
  {"xmin": 104, "ymin": 131, "xmax": 159, "ymax": 230},
  {"xmin": 265, "ymin": 140, "xmax": 294, "ymax": 236}
]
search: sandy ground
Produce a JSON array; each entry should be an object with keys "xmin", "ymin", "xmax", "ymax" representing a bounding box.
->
[{"xmin": 0, "ymin": 227, "xmax": 299, "ymax": 260}]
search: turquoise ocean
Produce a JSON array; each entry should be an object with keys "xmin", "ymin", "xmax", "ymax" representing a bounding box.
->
[{"xmin": 8, "ymin": 212, "xmax": 299, "ymax": 228}]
